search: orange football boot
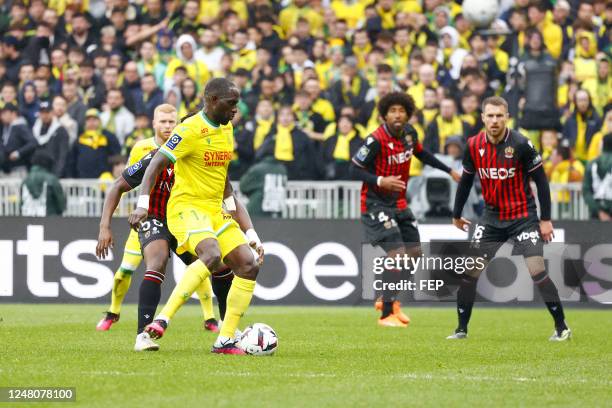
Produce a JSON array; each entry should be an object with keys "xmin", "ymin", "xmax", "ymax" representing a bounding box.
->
[
  {"xmin": 375, "ymin": 298, "xmax": 410, "ymax": 325},
  {"xmin": 378, "ymin": 314, "xmax": 408, "ymax": 327}
]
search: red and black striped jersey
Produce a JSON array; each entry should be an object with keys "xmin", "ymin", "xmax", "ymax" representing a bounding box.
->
[
  {"xmin": 463, "ymin": 129, "xmax": 542, "ymax": 221},
  {"xmin": 352, "ymin": 124, "xmax": 423, "ymax": 213},
  {"xmin": 122, "ymin": 149, "xmax": 174, "ymax": 220}
]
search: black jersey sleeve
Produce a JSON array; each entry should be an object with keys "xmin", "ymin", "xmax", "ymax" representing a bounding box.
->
[
  {"xmin": 521, "ymin": 138, "xmax": 543, "ymax": 173},
  {"xmin": 530, "ymin": 164, "xmax": 551, "ymax": 220},
  {"xmin": 461, "ymin": 142, "xmax": 475, "ymax": 174},
  {"xmin": 351, "ymin": 135, "xmax": 381, "ymax": 168},
  {"xmin": 121, "ymin": 151, "xmax": 154, "ymax": 188}
]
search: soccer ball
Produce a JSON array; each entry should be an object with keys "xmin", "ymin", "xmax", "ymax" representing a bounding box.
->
[
  {"xmin": 462, "ymin": 0, "xmax": 499, "ymax": 28},
  {"xmin": 239, "ymin": 323, "xmax": 278, "ymax": 356}
]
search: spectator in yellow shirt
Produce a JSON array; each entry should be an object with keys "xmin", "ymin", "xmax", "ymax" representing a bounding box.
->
[
  {"xmin": 582, "ymin": 55, "xmax": 610, "ymax": 115},
  {"xmin": 376, "ymin": 0, "xmax": 397, "ymax": 30},
  {"xmin": 302, "ymin": 77, "xmax": 336, "ymax": 123},
  {"xmin": 279, "ymin": 0, "xmax": 324, "ymax": 37},
  {"xmin": 177, "ymin": 78, "xmax": 202, "ymax": 120},
  {"xmin": 573, "ymin": 30, "xmax": 598, "ymax": 83},
  {"xmin": 528, "ymin": 2, "xmax": 562, "ymax": 59},
  {"xmin": 548, "ymin": 139, "xmax": 585, "ymax": 203},
  {"xmin": 351, "ymin": 29, "xmax": 372, "ymax": 70},
  {"xmin": 331, "ymin": 0, "xmax": 366, "ymax": 29},
  {"xmin": 562, "ymin": 89, "xmax": 603, "ymax": 162},
  {"xmin": 586, "ymin": 110, "xmax": 612, "ymax": 161},
  {"xmin": 552, "ymin": 0, "xmax": 573, "ymax": 58},
  {"xmin": 230, "ymin": 29, "xmax": 257, "ymax": 72},
  {"xmin": 408, "ymin": 64, "xmax": 437, "ymax": 110},
  {"xmin": 422, "ymin": 87, "xmax": 439, "ymax": 128},
  {"xmin": 424, "ymin": 98, "xmax": 471, "ymax": 154},
  {"xmin": 539, "ymin": 129, "xmax": 560, "ymax": 175}
]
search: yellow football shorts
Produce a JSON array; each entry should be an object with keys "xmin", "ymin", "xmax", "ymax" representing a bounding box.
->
[
  {"xmin": 119, "ymin": 229, "xmax": 143, "ymax": 273},
  {"xmin": 167, "ymin": 206, "xmax": 247, "ymax": 260}
]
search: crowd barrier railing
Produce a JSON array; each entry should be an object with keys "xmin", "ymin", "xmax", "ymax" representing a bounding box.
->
[{"xmin": 0, "ymin": 178, "xmax": 589, "ymax": 220}]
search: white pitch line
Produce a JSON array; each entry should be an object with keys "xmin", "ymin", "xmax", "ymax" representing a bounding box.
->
[
  {"xmin": 395, "ymin": 372, "xmax": 612, "ymax": 386},
  {"xmin": 82, "ymin": 371, "xmax": 150, "ymax": 377},
  {"xmin": 80, "ymin": 370, "xmax": 611, "ymax": 386}
]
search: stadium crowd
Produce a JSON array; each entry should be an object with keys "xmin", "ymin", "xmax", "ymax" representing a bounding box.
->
[{"xmin": 0, "ymin": 0, "xmax": 610, "ymax": 218}]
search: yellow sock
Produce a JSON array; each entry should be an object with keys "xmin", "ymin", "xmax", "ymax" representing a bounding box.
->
[
  {"xmin": 195, "ymin": 277, "xmax": 215, "ymax": 321},
  {"xmin": 159, "ymin": 260, "xmax": 210, "ymax": 320},
  {"xmin": 220, "ymin": 276, "xmax": 256, "ymax": 338},
  {"xmin": 109, "ymin": 269, "xmax": 132, "ymax": 314}
]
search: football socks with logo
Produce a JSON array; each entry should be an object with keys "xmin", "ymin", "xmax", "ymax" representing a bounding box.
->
[
  {"xmin": 195, "ymin": 277, "xmax": 215, "ymax": 321},
  {"xmin": 211, "ymin": 273, "xmax": 233, "ymax": 320},
  {"xmin": 137, "ymin": 270, "xmax": 165, "ymax": 334},
  {"xmin": 158, "ymin": 259, "xmax": 211, "ymax": 320},
  {"xmin": 109, "ymin": 268, "xmax": 133, "ymax": 315},
  {"xmin": 381, "ymin": 268, "xmax": 401, "ymax": 318},
  {"xmin": 456, "ymin": 275, "xmax": 478, "ymax": 332},
  {"xmin": 532, "ymin": 271, "xmax": 567, "ymax": 331},
  {"xmin": 219, "ymin": 276, "xmax": 256, "ymax": 338}
]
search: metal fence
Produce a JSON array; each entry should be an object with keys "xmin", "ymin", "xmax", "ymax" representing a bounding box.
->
[{"xmin": 0, "ymin": 178, "xmax": 589, "ymax": 220}]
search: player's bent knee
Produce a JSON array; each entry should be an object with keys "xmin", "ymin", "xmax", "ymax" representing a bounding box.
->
[
  {"xmin": 525, "ymin": 256, "xmax": 545, "ymax": 276},
  {"xmin": 199, "ymin": 253, "xmax": 222, "ymax": 272},
  {"xmin": 235, "ymin": 262, "xmax": 259, "ymax": 280},
  {"xmin": 145, "ymin": 256, "xmax": 168, "ymax": 274}
]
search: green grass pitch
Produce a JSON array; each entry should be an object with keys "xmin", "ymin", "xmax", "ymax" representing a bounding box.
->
[{"xmin": 0, "ymin": 304, "xmax": 610, "ymax": 407}]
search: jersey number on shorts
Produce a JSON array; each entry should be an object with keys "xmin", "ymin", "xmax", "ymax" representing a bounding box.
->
[{"xmin": 140, "ymin": 219, "xmax": 164, "ymax": 232}]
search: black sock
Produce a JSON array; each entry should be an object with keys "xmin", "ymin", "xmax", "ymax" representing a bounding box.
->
[
  {"xmin": 212, "ymin": 271, "xmax": 233, "ymax": 321},
  {"xmin": 380, "ymin": 268, "xmax": 400, "ymax": 318},
  {"xmin": 137, "ymin": 270, "xmax": 164, "ymax": 334},
  {"xmin": 382, "ymin": 302, "xmax": 394, "ymax": 317},
  {"xmin": 457, "ymin": 275, "xmax": 478, "ymax": 333},
  {"xmin": 532, "ymin": 271, "xmax": 567, "ymax": 331}
]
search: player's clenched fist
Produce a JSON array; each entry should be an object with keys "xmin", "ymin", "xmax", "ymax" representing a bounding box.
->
[
  {"xmin": 246, "ymin": 229, "xmax": 264, "ymax": 266},
  {"xmin": 452, "ymin": 217, "xmax": 471, "ymax": 232},
  {"xmin": 539, "ymin": 220, "xmax": 554, "ymax": 243}
]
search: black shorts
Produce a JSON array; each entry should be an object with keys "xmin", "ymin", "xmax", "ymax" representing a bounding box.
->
[
  {"xmin": 137, "ymin": 217, "xmax": 194, "ymax": 265},
  {"xmin": 362, "ymin": 207, "xmax": 420, "ymax": 251},
  {"xmin": 470, "ymin": 216, "xmax": 543, "ymax": 259}
]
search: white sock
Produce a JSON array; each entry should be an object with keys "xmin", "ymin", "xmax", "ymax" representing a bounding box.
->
[
  {"xmin": 214, "ymin": 335, "xmax": 233, "ymax": 347},
  {"xmin": 155, "ymin": 315, "xmax": 170, "ymax": 325}
]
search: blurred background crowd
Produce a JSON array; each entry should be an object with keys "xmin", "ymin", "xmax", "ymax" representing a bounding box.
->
[{"xmin": 0, "ymin": 0, "xmax": 610, "ymax": 218}]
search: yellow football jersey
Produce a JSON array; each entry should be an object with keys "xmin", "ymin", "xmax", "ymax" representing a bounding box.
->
[
  {"xmin": 128, "ymin": 137, "xmax": 160, "ymax": 166},
  {"xmin": 159, "ymin": 111, "xmax": 234, "ymax": 212}
]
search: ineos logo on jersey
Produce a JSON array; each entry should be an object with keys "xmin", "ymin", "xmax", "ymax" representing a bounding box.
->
[
  {"xmin": 387, "ymin": 149, "xmax": 413, "ymax": 165},
  {"xmin": 478, "ymin": 168, "xmax": 516, "ymax": 179}
]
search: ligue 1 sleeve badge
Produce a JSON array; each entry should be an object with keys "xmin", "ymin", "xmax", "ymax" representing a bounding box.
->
[{"xmin": 504, "ymin": 146, "xmax": 514, "ymax": 159}]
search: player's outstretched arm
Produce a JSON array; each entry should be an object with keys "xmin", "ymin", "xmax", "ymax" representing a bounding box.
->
[
  {"xmin": 414, "ymin": 148, "xmax": 461, "ymax": 182},
  {"xmin": 128, "ymin": 151, "xmax": 170, "ymax": 230},
  {"xmin": 223, "ymin": 177, "xmax": 264, "ymax": 265},
  {"xmin": 97, "ymin": 177, "xmax": 133, "ymax": 259},
  {"xmin": 452, "ymin": 171, "xmax": 476, "ymax": 231}
]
